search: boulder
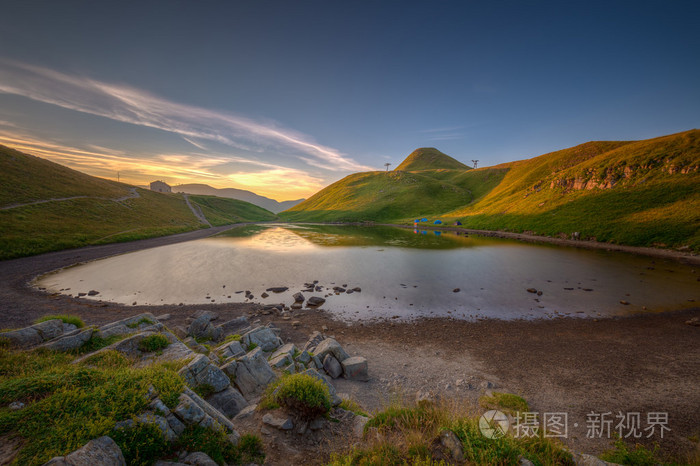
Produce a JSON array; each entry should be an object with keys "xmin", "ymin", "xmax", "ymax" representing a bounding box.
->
[
  {"xmin": 166, "ymin": 413, "xmax": 186, "ymax": 436},
  {"xmin": 188, "ymin": 315, "xmax": 222, "ymax": 342},
  {"xmin": 191, "ymin": 310, "xmax": 218, "ymax": 321},
  {"xmin": 205, "ymin": 386, "xmax": 249, "ymax": 418},
  {"xmin": 183, "ymin": 452, "xmax": 219, "ymax": 466},
  {"xmin": 173, "ymin": 393, "xmax": 206, "ymax": 424},
  {"xmin": 63, "ymin": 323, "xmax": 78, "ymax": 333},
  {"xmin": 182, "ymin": 387, "xmax": 237, "ymax": 433},
  {"xmin": 262, "ymin": 413, "xmax": 294, "ymax": 430},
  {"xmin": 1, "ymin": 326, "xmax": 42, "ymax": 348},
  {"xmin": 353, "ymin": 415, "xmax": 369, "ymax": 437},
  {"xmin": 96, "ymin": 313, "xmax": 160, "ymax": 339},
  {"xmin": 230, "ymin": 348, "xmax": 277, "ymax": 398},
  {"xmin": 269, "ymin": 353, "xmax": 293, "ymax": 369},
  {"xmin": 270, "ymin": 343, "xmax": 297, "ymax": 360},
  {"xmin": 341, "ymin": 356, "xmax": 369, "ymax": 381},
  {"xmin": 572, "ymin": 453, "xmax": 622, "ymax": 466},
  {"xmin": 306, "ymin": 297, "xmax": 325, "ymax": 307},
  {"xmin": 114, "ymin": 413, "xmax": 177, "ymax": 442},
  {"xmin": 296, "ymin": 350, "xmax": 311, "ymax": 365},
  {"xmin": 313, "ymin": 337, "xmax": 350, "ymax": 362},
  {"xmin": 33, "ymin": 319, "xmax": 65, "ymax": 341},
  {"xmin": 440, "ymin": 430, "xmax": 464, "ymax": 461},
  {"xmin": 45, "ymin": 436, "xmax": 125, "ymax": 466},
  {"xmin": 215, "ymin": 340, "xmax": 245, "ymax": 359},
  {"xmin": 194, "ymin": 364, "xmax": 231, "ymax": 393},
  {"xmin": 302, "ymin": 331, "xmax": 325, "ymax": 352},
  {"xmin": 266, "ymin": 287, "xmax": 288, "ymax": 293},
  {"xmin": 240, "ymin": 326, "xmax": 282, "ymax": 352},
  {"xmin": 39, "ymin": 328, "xmax": 93, "ymax": 352},
  {"xmin": 217, "ymin": 316, "xmax": 249, "ymax": 336},
  {"xmin": 323, "ymin": 354, "xmax": 343, "ymax": 379},
  {"xmin": 292, "ymin": 292, "xmax": 305, "ymax": 303}
]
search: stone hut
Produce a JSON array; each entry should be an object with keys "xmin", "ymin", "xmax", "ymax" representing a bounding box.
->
[{"xmin": 150, "ymin": 180, "xmax": 171, "ymax": 193}]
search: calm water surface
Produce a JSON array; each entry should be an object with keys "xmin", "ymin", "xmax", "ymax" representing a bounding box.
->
[{"xmin": 37, "ymin": 224, "xmax": 699, "ymax": 321}]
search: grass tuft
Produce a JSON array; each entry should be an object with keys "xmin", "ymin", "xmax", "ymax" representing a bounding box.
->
[
  {"xmin": 34, "ymin": 315, "xmax": 85, "ymax": 328},
  {"xmin": 138, "ymin": 334, "xmax": 170, "ymax": 353},
  {"xmin": 478, "ymin": 392, "xmax": 529, "ymax": 416},
  {"xmin": 261, "ymin": 373, "xmax": 331, "ymax": 420}
]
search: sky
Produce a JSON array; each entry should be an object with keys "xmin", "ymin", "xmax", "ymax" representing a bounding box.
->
[{"xmin": 1, "ymin": 1, "xmax": 699, "ymax": 200}]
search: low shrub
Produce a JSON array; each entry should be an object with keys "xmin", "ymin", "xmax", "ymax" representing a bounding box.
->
[
  {"xmin": 478, "ymin": 392, "xmax": 529, "ymax": 415},
  {"xmin": 174, "ymin": 425, "xmax": 265, "ymax": 465},
  {"xmin": 34, "ymin": 314, "xmax": 85, "ymax": 328},
  {"xmin": 263, "ymin": 373, "xmax": 331, "ymax": 420},
  {"xmin": 126, "ymin": 317, "xmax": 154, "ymax": 329},
  {"xmin": 193, "ymin": 383, "xmax": 217, "ymax": 399},
  {"xmin": 600, "ymin": 437, "xmax": 660, "ymax": 466},
  {"xmin": 73, "ymin": 334, "xmax": 124, "ymax": 355},
  {"xmin": 138, "ymin": 334, "xmax": 170, "ymax": 353},
  {"xmin": 112, "ymin": 421, "xmax": 169, "ymax": 466},
  {"xmin": 339, "ymin": 398, "xmax": 368, "ymax": 417},
  {"xmin": 222, "ymin": 334, "xmax": 242, "ymax": 344},
  {"xmin": 81, "ymin": 350, "xmax": 130, "ymax": 369}
]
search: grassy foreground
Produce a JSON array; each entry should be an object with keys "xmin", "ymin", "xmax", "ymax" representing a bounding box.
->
[{"xmin": 0, "ymin": 341, "xmax": 264, "ymax": 465}]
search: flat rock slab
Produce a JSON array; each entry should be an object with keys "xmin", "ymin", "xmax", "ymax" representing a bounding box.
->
[
  {"xmin": 341, "ymin": 356, "xmax": 369, "ymax": 381},
  {"xmin": 45, "ymin": 436, "xmax": 125, "ymax": 466},
  {"xmin": 262, "ymin": 413, "xmax": 294, "ymax": 430}
]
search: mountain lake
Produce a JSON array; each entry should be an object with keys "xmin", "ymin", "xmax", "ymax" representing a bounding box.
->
[{"xmin": 36, "ymin": 224, "xmax": 699, "ymax": 322}]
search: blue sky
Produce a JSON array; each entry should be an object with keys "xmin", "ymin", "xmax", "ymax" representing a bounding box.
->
[{"xmin": 1, "ymin": 1, "xmax": 698, "ymax": 199}]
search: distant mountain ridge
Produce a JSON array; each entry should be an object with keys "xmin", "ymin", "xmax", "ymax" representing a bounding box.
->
[{"xmin": 173, "ymin": 183, "xmax": 304, "ymax": 213}]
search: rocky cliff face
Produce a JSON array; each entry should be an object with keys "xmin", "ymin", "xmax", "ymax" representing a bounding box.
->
[{"xmin": 547, "ymin": 157, "xmax": 699, "ymax": 193}]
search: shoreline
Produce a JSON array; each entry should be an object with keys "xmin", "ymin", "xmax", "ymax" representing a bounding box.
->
[{"xmin": 374, "ymin": 222, "xmax": 700, "ymax": 265}]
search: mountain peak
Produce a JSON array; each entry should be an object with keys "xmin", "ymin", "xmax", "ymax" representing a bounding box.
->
[{"xmin": 395, "ymin": 148, "xmax": 470, "ymax": 171}]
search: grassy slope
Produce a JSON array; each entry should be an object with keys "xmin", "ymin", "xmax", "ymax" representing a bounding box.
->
[
  {"xmin": 0, "ymin": 147, "xmax": 279, "ymax": 259},
  {"xmin": 0, "ymin": 191, "xmax": 204, "ymax": 259},
  {"xmin": 281, "ymin": 170, "xmax": 473, "ymax": 222},
  {"xmin": 282, "ymin": 130, "xmax": 700, "ymax": 250},
  {"xmin": 446, "ymin": 130, "xmax": 700, "ymax": 249},
  {"xmin": 188, "ymin": 195, "xmax": 277, "ymax": 226},
  {"xmin": 0, "ymin": 145, "xmax": 128, "ymax": 206}
]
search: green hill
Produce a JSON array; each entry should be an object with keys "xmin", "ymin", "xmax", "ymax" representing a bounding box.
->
[
  {"xmin": 188, "ymin": 195, "xmax": 277, "ymax": 225},
  {"xmin": 281, "ymin": 130, "xmax": 700, "ymax": 250},
  {"xmin": 0, "ymin": 146, "xmax": 277, "ymax": 259},
  {"xmin": 395, "ymin": 147, "xmax": 470, "ymax": 171}
]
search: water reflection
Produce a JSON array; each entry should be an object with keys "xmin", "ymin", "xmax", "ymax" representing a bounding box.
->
[{"xmin": 36, "ymin": 224, "xmax": 699, "ymax": 322}]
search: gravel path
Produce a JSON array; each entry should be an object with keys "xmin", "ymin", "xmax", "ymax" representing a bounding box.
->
[{"xmin": 0, "ymin": 187, "xmax": 141, "ymax": 211}]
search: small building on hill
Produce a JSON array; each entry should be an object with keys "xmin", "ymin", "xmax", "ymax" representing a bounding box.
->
[{"xmin": 150, "ymin": 180, "xmax": 171, "ymax": 193}]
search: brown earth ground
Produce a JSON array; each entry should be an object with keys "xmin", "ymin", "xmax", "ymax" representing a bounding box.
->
[{"xmin": 1, "ymin": 226, "xmax": 699, "ymax": 464}]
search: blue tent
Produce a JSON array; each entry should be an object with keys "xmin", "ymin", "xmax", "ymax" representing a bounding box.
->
[
  {"xmin": 434, "ymin": 220, "xmax": 442, "ymax": 225},
  {"xmin": 421, "ymin": 218, "xmax": 428, "ymax": 222},
  {"xmin": 414, "ymin": 219, "xmax": 421, "ymax": 223},
  {"xmin": 434, "ymin": 231, "xmax": 441, "ymax": 236},
  {"xmin": 454, "ymin": 221, "xmax": 462, "ymax": 226}
]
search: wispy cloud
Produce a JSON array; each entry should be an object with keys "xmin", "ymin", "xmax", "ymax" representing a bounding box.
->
[
  {"xmin": 0, "ymin": 132, "xmax": 325, "ymax": 199},
  {"xmin": 0, "ymin": 59, "xmax": 373, "ymax": 172},
  {"xmin": 419, "ymin": 125, "xmax": 469, "ymax": 141}
]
